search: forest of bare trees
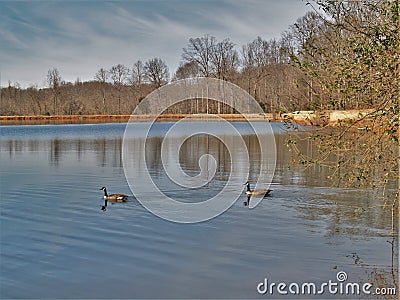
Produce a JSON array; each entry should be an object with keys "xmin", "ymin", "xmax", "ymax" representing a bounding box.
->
[
  {"xmin": 0, "ymin": 37, "xmax": 306, "ymax": 116},
  {"xmin": 0, "ymin": 0, "xmax": 397, "ymax": 119}
]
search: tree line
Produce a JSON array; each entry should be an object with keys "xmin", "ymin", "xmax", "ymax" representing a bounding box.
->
[
  {"xmin": 0, "ymin": 37, "xmax": 305, "ymax": 116},
  {"xmin": 0, "ymin": 0, "xmax": 397, "ymax": 118}
]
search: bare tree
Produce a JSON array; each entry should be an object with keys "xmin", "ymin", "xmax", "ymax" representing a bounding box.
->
[
  {"xmin": 173, "ymin": 61, "xmax": 200, "ymax": 80},
  {"xmin": 144, "ymin": 58, "xmax": 169, "ymax": 88},
  {"xmin": 46, "ymin": 68, "xmax": 62, "ymax": 115},
  {"xmin": 130, "ymin": 60, "xmax": 145, "ymax": 86},
  {"xmin": 130, "ymin": 60, "xmax": 145, "ymax": 101},
  {"xmin": 211, "ymin": 38, "xmax": 239, "ymax": 80},
  {"xmin": 242, "ymin": 37, "xmax": 267, "ymax": 69},
  {"xmin": 95, "ymin": 68, "xmax": 109, "ymax": 114},
  {"xmin": 109, "ymin": 64, "xmax": 128, "ymax": 114},
  {"xmin": 241, "ymin": 37, "xmax": 270, "ymax": 101},
  {"xmin": 182, "ymin": 35, "xmax": 216, "ymax": 77},
  {"xmin": 27, "ymin": 84, "xmax": 42, "ymax": 115},
  {"xmin": 109, "ymin": 64, "xmax": 128, "ymax": 86}
]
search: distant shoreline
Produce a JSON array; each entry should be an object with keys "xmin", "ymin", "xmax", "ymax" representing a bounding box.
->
[
  {"xmin": 0, "ymin": 113, "xmax": 275, "ymax": 125},
  {"xmin": 0, "ymin": 110, "xmax": 374, "ymax": 126}
]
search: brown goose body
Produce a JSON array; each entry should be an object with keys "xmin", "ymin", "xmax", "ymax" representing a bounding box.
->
[
  {"xmin": 244, "ymin": 182, "xmax": 272, "ymax": 197},
  {"xmin": 100, "ymin": 187, "xmax": 128, "ymax": 202}
]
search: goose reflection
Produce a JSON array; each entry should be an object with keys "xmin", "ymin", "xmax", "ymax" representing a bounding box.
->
[
  {"xmin": 101, "ymin": 198, "xmax": 130, "ymax": 211},
  {"xmin": 243, "ymin": 195, "xmax": 252, "ymax": 206},
  {"xmin": 100, "ymin": 187, "xmax": 128, "ymax": 211},
  {"xmin": 101, "ymin": 200, "xmax": 108, "ymax": 211}
]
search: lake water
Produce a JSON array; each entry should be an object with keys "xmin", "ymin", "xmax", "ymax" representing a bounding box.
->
[{"xmin": 0, "ymin": 122, "xmax": 397, "ymax": 298}]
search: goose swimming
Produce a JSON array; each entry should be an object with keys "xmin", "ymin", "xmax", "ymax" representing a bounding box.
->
[
  {"xmin": 244, "ymin": 181, "xmax": 272, "ymax": 197},
  {"xmin": 100, "ymin": 187, "xmax": 127, "ymax": 201}
]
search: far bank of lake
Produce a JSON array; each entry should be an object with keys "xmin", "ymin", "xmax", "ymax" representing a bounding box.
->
[{"xmin": 0, "ymin": 109, "xmax": 374, "ymax": 126}]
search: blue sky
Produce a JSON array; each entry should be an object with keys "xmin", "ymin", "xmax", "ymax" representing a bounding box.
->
[{"xmin": 0, "ymin": 0, "xmax": 311, "ymax": 88}]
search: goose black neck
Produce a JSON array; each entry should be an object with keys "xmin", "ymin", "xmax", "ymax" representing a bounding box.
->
[
  {"xmin": 103, "ymin": 189, "xmax": 108, "ymax": 197},
  {"xmin": 246, "ymin": 183, "xmax": 251, "ymax": 192}
]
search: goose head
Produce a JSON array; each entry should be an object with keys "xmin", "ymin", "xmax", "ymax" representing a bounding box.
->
[{"xmin": 100, "ymin": 186, "xmax": 108, "ymax": 197}]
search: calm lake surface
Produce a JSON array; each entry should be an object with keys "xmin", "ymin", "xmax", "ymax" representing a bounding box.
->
[{"xmin": 0, "ymin": 122, "xmax": 397, "ymax": 298}]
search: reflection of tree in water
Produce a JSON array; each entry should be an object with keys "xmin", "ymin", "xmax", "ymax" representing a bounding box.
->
[
  {"xmin": 76, "ymin": 139, "xmax": 82, "ymax": 162},
  {"xmin": 1, "ymin": 138, "xmax": 124, "ymax": 169},
  {"xmin": 178, "ymin": 134, "xmax": 232, "ymax": 180},
  {"xmin": 274, "ymin": 133, "xmax": 331, "ymax": 187},
  {"xmin": 271, "ymin": 130, "xmax": 398, "ymax": 292},
  {"xmin": 94, "ymin": 139, "xmax": 107, "ymax": 167},
  {"xmin": 274, "ymin": 131, "xmax": 396, "ymax": 239},
  {"xmin": 50, "ymin": 139, "xmax": 61, "ymax": 166},
  {"xmin": 49, "ymin": 138, "xmax": 123, "ymax": 168},
  {"xmin": 145, "ymin": 137, "xmax": 162, "ymax": 176},
  {"xmin": 294, "ymin": 190, "xmax": 393, "ymax": 239},
  {"xmin": 242, "ymin": 135, "xmax": 261, "ymax": 183},
  {"xmin": 111, "ymin": 138, "xmax": 123, "ymax": 170},
  {"xmin": 142, "ymin": 134, "xmax": 266, "ymax": 183}
]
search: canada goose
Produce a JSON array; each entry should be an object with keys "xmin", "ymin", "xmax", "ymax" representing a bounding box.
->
[
  {"xmin": 100, "ymin": 187, "xmax": 128, "ymax": 202},
  {"xmin": 244, "ymin": 181, "xmax": 272, "ymax": 197}
]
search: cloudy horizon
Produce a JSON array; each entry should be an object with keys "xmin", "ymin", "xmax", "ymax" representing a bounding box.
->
[{"xmin": 0, "ymin": 0, "xmax": 312, "ymax": 88}]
